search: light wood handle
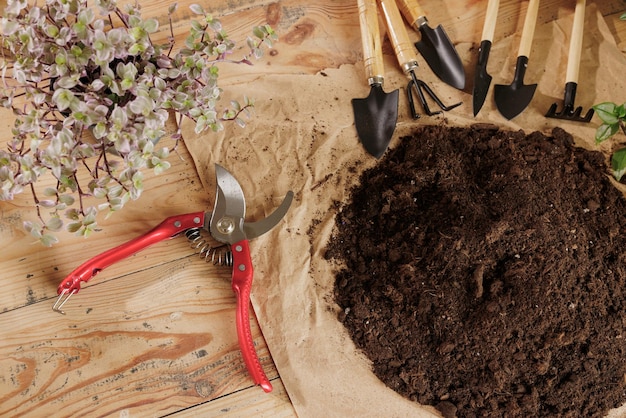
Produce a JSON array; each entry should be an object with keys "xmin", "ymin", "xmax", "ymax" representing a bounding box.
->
[
  {"xmin": 378, "ymin": 0, "xmax": 419, "ymax": 71},
  {"xmin": 566, "ymin": 0, "xmax": 585, "ymax": 83},
  {"xmin": 518, "ymin": 0, "xmax": 540, "ymax": 57},
  {"xmin": 480, "ymin": 0, "xmax": 500, "ymax": 42},
  {"xmin": 396, "ymin": 0, "xmax": 426, "ymax": 29},
  {"xmin": 357, "ymin": 0, "xmax": 384, "ymax": 84}
]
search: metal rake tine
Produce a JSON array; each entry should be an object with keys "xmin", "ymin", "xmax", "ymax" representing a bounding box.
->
[
  {"xmin": 407, "ymin": 78, "xmax": 433, "ymax": 118},
  {"xmin": 407, "ymin": 72, "xmax": 462, "ymax": 118},
  {"xmin": 546, "ymin": 102, "xmax": 594, "ymax": 122}
]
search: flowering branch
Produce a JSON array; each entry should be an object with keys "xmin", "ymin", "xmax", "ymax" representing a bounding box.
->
[{"xmin": 0, "ymin": 0, "xmax": 277, "ymax": 245}]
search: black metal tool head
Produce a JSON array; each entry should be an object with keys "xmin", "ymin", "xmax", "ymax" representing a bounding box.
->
[
  {"xmin": 494, "ymin": 56, "xmax": 537, "ymax": 120},
  {"xmin": 416, "ymin": 21, "xmax": 466, "ymax": 90},
  {"xmin": 407, "ymin": 71, "xmax": 461, "ymax": 119},
  {"xmin": 472, "ymin": 40, "xmax": 493, "ymax": 116},
  {"xmin": 352, "ymin": 83, "xmax": 400, "ymax": 159},
  {"xmin": 546, "ymin": 82, "xmax": 594, "ymax": 123}
]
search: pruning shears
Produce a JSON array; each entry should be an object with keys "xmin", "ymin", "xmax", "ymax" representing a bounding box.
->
[{"xmin": 52, "ymin": 164, "xmax": 294, "ymax": 393}]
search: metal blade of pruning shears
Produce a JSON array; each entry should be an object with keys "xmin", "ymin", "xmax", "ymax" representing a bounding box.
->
[
  {"xmin": 210, "ymin": 164, "xmax": 294, "ymax": 242},
  {"xmin": 210, "ymin": 164, "xmax": 247, "ymax": 244},
  {"xmin": 243, "ymin": 193, "xmax": 294, "ymax": 239}
]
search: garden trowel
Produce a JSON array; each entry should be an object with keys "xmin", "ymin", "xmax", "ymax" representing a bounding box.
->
[
  {"xmin": 352, "ymin": 0, "xmax": 399, "ymax": 159},
  {"xmin": 472, "ymin": 0, "xmax": 500, "ymax": 116},
  {"xmin": 396, "ymin": 0, "xmax": 466, "ymax": 90},
  {"xmin": 494, "ymin": 0, "xmax": 540, "ymax": 120}
]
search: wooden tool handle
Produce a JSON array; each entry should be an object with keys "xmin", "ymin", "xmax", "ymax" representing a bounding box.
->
[
  {"xmin": 378, "ymin": 0, "xmax": 418, "ymax": 71},
  {"xmin": 480, "ymin": 0, "xmax": 500, "ymax": 42},
  {"xmin": 518, "ymin": 0, "xmax": 540, "ymax": 57},
  {"xmin": 357, "ymin": 0, "xmax": 384, "ymax": 84},
  {"xmin": 396, "ymin": 0, "xmax": 426, "ymax": 28},
  {"xmin": 566, "ymin": 0, "xmax": 585, "ymax": 83}
]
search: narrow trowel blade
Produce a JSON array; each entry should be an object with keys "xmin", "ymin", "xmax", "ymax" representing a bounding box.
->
[{"xmin": 416, "ymin": 24, "xmax": 466, "ymax": 90}]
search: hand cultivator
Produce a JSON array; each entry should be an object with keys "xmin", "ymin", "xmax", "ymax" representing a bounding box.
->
[{"xmin": 378, "ymin": 0, "xmax": 461, "ymax": 118}]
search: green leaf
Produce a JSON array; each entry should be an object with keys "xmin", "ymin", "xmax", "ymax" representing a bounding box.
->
[
  {"xmin": 52, "ymin": 88, "xmax": 77, "ymax": 112},
  {"xmin": 621, "ymin": 12, "xmax": 626, "ymax": 20},
  {"xmin": 46, "ymin": 216, "xmax": 63, "ymax": 232},
  {"xmin": 40, "ymin": 233, "xmax": 59, "ymax": 247},
  {"xmin": 45, "ymin": 24, "xmax": 59, "ymax": 37},
  {"xmin": 612, "ymin": 148, "xmax": 626, "ymax": 181},
  {"xmin": 38, "ymin": 199, "xmax": 56, "ymax": 208},
  {"xmin": 67, "ymin": 222, "xmax": 82, "ymax": 233},
  {"xmin": 93, "ymin": 187, "xmax": 107, "ymax": 199},
  {"xmin": 189, "ymin": 4, "xmax": 205, "ymax": 15},
  {"xmin": 56, "ymin": 76, "xmax": 78, "ymax": 89},
  {"xmin": 43, "ymin": 187, "xmax": 58, "ymax": 197},
  {"xmin": 23, "ymin": 221, "xmax": 35, "ymax": 234},
  {"xmin": 595, "ymin": 123, "xmax": 619, "ymax": 143},
  {"xmin": 143, "ymin": 18, "xmax": 159, "ymax": 33},
  {"xmin": 27, "ymin": 221, "xmax": 43, "ymax": 239},
  {"xmin": 153, "ymin": 160, "xmax": 170, "ymax": 175},
  {"xmin": 592, "ymin": 102, "xmax": 619, "ymax": 124},
  {"xmin": 59, "ymin": 194, "xmax": 75, "ymax": 206}
]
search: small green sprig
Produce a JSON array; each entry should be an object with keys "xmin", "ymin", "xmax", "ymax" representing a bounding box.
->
[
  {"xmin": 593, "ymin": 101, "xmax": 626, "ymax": 181},
  {"xmin": 0, "ymin": 0, "xmax": 277, "ymax": 245}
]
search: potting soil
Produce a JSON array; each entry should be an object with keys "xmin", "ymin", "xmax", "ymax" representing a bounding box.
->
[{"xmin": 327, "ymin": 125, "xmax": 626, "ymax": 417}]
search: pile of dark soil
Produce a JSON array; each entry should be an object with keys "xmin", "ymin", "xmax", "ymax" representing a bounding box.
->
[{"xmin": 327, "ymin": 125, "xmax": 626, "ymax": 417}]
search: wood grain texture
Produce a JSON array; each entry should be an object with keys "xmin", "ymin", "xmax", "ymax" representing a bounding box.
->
[
  {"xmin": 1, "ymin": 0, "xmax": 624, "ymax": 416},
  {"xmin": 0, "ymin": 251, "xmax": 290, "ymax": 416}
]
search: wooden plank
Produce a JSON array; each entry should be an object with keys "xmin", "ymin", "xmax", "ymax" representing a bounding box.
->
[
  {"xmin": 0, "ymin": 254, "xmax": 280, "ymax": 417},
  {"xmin": 173, "ymin": 377, "xmax": 296, "ymax": 417}
]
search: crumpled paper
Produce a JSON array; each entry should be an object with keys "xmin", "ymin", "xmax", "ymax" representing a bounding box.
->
[{"xmin": 182, "ymin": 4, "xmax": 626, "ymax": 417}]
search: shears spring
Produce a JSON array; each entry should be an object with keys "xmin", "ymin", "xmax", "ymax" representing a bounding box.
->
[{"xmin": 185, "ymin": 228, "xmax": 233, "ymax": 266}]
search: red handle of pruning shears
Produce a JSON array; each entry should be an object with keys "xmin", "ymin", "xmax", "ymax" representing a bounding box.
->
[
  {"xmin": 53, "ymin": 212, "xmax": 205, "ymax": 314},
  {"xmin": 231, "ymin": 239, "xmax": 273, "ymax": 393}
]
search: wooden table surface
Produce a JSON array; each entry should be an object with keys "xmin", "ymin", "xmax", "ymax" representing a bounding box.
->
[{"xmin": 1, "ymin": 0, "xmax": 625, "ymax": 416}]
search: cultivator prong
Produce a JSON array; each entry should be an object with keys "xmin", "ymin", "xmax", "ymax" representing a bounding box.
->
[
  {"xmin": 407, "ymin": 71, "xmax": 462, "ymax": 118},
  {"xmin": 546, "ymin": 82, "xmax": 594, "ymax": 123}
]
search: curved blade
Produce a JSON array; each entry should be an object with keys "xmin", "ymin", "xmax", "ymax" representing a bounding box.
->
[
  {"xmin": 243, "ymin": 191, "xmax": 294, "ymax": 240},
  {"xmin": 210, "ymin": 164, "xmax": 246, "ymax": 244},
  {"xmin": 416, "ymin": 24, "xmax": 466, "ymax": 90},
  {"xmin": 210, "ymin": 164, "xmax": 294, "ymax": 243}
]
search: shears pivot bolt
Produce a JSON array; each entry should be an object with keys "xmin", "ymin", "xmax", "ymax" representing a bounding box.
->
[{"xmin": 217, "ymin": 217, "xmax": 235, "ymax": 235}]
